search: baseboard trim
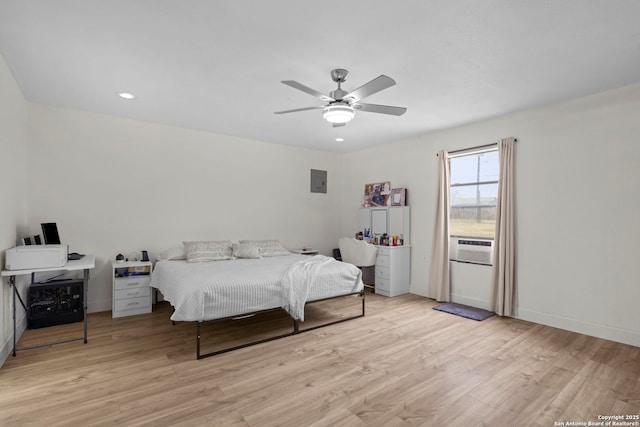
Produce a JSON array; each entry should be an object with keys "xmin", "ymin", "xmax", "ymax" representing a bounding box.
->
[
  {"xmin": 450, "ymin": 293, "xmax": 492, "ymax": 311},
  {"xmin": 89, "ymin": 298, "xmax": 112, "ymax": 314},
  {"xmin": 516, "ymin": 308, "xmax": 640, "ymax": 348},
  {"xmin": 0, "ymin": 312, "xmax": 27, "ymax": 368}
]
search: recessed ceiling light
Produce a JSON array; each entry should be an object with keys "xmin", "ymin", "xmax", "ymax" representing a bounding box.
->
[
  {"xmin": 335, "ymin": 137, "xmax": 344, "ymax": 142},
  {"xmin": 117, "ymin": 92, "xmax": 135, "ymax": 100}
]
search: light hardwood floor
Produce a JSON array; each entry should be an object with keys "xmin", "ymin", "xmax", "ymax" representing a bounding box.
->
[{"xmin": 1, "ymin": 293, "xmax": 639, "ymax": 426}]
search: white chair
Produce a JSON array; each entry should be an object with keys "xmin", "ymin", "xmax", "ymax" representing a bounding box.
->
[{"xmin": 338, "ymin": 237, "xmax": 378, "ymax": 288}]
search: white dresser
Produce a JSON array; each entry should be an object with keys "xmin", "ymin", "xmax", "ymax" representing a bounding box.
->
[
  {"xmin": 374, "ymin": 245, "xmax": 411, "ymax": 297},
  {"xmin": 112, "ymin": 261, "xmax": 153, "ymax": 318}
]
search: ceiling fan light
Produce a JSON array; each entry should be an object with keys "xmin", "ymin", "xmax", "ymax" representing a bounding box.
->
[{"xmin": 323, "ymin": 105, "xmax": 355, "ymax": 124}]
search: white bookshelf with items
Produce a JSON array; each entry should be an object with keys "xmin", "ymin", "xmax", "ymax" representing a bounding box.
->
[
  {"xmin": 358, "ymin": 206, "xmax": 410, "ymax": 245},
  {"xmin": 112, "ymin": 260, "xmax": 153, "ymax": 318}
]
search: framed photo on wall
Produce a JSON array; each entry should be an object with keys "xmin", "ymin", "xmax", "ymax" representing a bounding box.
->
[
  {"xmin": 390, "ymin": 188, "xmax": 407, "ymax": 206},
  {"xmin": 363, "ymin": 181, "xmax": 391, "ymax": 207}
]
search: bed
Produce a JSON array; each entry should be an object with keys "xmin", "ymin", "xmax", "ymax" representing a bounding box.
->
[{"xmin": 151, "ymin": 243, "xmax": 364, "ymax": 359}]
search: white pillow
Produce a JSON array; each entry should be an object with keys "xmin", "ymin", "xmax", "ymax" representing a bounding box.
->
[
  {"xmin": 156, "ymin": 246, "xmax": 187, "ymax": 261},
  {"xmin": 183, "ymin": 240, "xmax": 234, "ymax": 262},
  {"xmin": 232, "ymin": 243, "xmax": 261, "ymax": 259},
  {"xmin": 239, "ymin": 239, "xmax": 290, "ymax": 257}
]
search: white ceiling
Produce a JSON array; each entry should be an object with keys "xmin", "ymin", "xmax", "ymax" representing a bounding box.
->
[{"xmin": 1, "ymin": 1, "xmax": 640, "ymax": 153}]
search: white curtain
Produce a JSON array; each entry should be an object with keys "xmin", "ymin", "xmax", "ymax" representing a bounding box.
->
[
  {"xmin": 428, "ymin": 150, "xmax": 450, "ymax": 302},
  {"xmin": 491, "ymin": 137, "xmax": 516, "ymax": 316}
]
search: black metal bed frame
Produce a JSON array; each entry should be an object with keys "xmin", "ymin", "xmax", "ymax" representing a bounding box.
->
[{"xmin": 193, "ymin": 290, "xmax": 365, "ymax": 360}]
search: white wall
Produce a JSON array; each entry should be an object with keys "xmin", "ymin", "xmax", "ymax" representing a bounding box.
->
[
  {"xmin": 0, "ymin": 53, "xmax": 29, "ymax": 364},
  {"xmin": 341, "ymin": 83, "xmax": 640, "ymax": 347},
  {"xmin": 27, "ymin": 105, "xmax": 344, "ymax": 312},
  {"xmin": 3, "ymin": 48, "xmax": 639, "ymax": 364}
]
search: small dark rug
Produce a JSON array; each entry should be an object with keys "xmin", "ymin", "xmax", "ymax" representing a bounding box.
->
[{"xmin": 433, "ymin": 302, "xmax": 494, "ymax": 321}]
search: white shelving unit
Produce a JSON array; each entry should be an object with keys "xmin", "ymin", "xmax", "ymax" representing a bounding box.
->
[
  {"xmin": 358, "ymin": 206, "xmax": 411, "ymax": 244},
  {"xmin": 112, "ymin": 260, "xmax": 152, "ymax": 318}
]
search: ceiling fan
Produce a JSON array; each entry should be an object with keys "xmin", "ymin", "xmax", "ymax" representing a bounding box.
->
[{"xmin": 274, "ymin": 68, "xmax": 407, "ymax": 127}]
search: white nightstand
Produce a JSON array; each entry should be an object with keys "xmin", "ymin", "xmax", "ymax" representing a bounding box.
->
[
  {"xmin": 290, "ymin": 249, "xmax": 319, "ymax": 255},
  {"xmin": 112, "ymin": 261, "xmax": 153, "ymax": 318}
]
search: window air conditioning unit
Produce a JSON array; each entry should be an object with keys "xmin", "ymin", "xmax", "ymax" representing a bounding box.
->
[{"xmin": 450, "ymin": 237, "xmax": 493, "ymax": 265}]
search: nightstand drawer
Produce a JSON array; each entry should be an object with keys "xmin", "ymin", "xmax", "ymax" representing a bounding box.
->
[
  {"xmin": 114, "ymin": 296, "xmax": 151, "ymax": 312},
  {"xmin": 377, "ymin": 246, "xmax": 391, "ymax": 256},
  {"xmin": 375, "ymin": 265, "xmax": 390, "ymax": 279},
  {"xmin": 375, "ymin": 277, "xmax": 390, "ymax": 291},
  {"xmin": 115, "ymin": 286, "xmax": 151, "ymax": 301},
  {"xmin": 376, "ymin": 254, "xmax": 390, "ymax": 267},
  {"xmin": 114, "ymin": 276, "xmax": 151, "ymax": 291}
]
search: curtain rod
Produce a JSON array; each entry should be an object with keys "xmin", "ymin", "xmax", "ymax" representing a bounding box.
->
[{"xmin": 436, "ymin": 138, "xmax": 517, "ymax": 156}]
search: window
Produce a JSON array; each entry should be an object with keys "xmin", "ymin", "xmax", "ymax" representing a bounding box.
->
[{"xmin": 449, "ymin": 148, "xmax": 499, "ymax": 239}]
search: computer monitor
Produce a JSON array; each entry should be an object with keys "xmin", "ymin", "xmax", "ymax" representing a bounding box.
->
[{"xmin": 41, "ymin": 223, "xmax": 61, "ymax": 245}]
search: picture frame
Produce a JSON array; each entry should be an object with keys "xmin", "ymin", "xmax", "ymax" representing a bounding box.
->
[
  {"xmin": 363, "ymin": 181, "xmax": 391, "ymax": 207},
  {"xmin": 390, "ymin": 188, "xmax": 407, "ymax": 206}
]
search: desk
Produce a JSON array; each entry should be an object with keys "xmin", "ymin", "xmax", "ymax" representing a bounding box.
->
[{"xmin": 1, "ymin": 255, "xmax": 95, "ymax": 356}]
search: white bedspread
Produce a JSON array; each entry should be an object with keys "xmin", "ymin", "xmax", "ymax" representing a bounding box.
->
[{"xmin": 151, "ymin": 254, "xmax": 363, "ymax": 322}]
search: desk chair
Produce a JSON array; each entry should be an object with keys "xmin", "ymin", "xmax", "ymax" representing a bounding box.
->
[{"xmin": 338, "ymin": 237, "xmax": 378, "ymax": 290}]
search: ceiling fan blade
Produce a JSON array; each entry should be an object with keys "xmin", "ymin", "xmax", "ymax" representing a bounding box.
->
[
  {"xmin": 333, "ymin": 123, "xmax": 346, "ymax": 128},
  {"xmin": 281, "ymin": 80, "xmax": 334, "ymax": 102},
  {"xmin": 353, "ymin": 103, "xmax": 407, "ymax": 116},
  {"xmin": 274, "ymin": 106, "xmax": 324, "ymax": 114},
  {"xmin": 343, "ymin": 75, "xmax": 396, "ymax": 102}
]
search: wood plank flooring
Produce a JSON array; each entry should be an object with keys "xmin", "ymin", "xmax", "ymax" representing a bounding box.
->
[{"xmin": 1, "ymin": 293, "xmax": 639, "ymax": 426}]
